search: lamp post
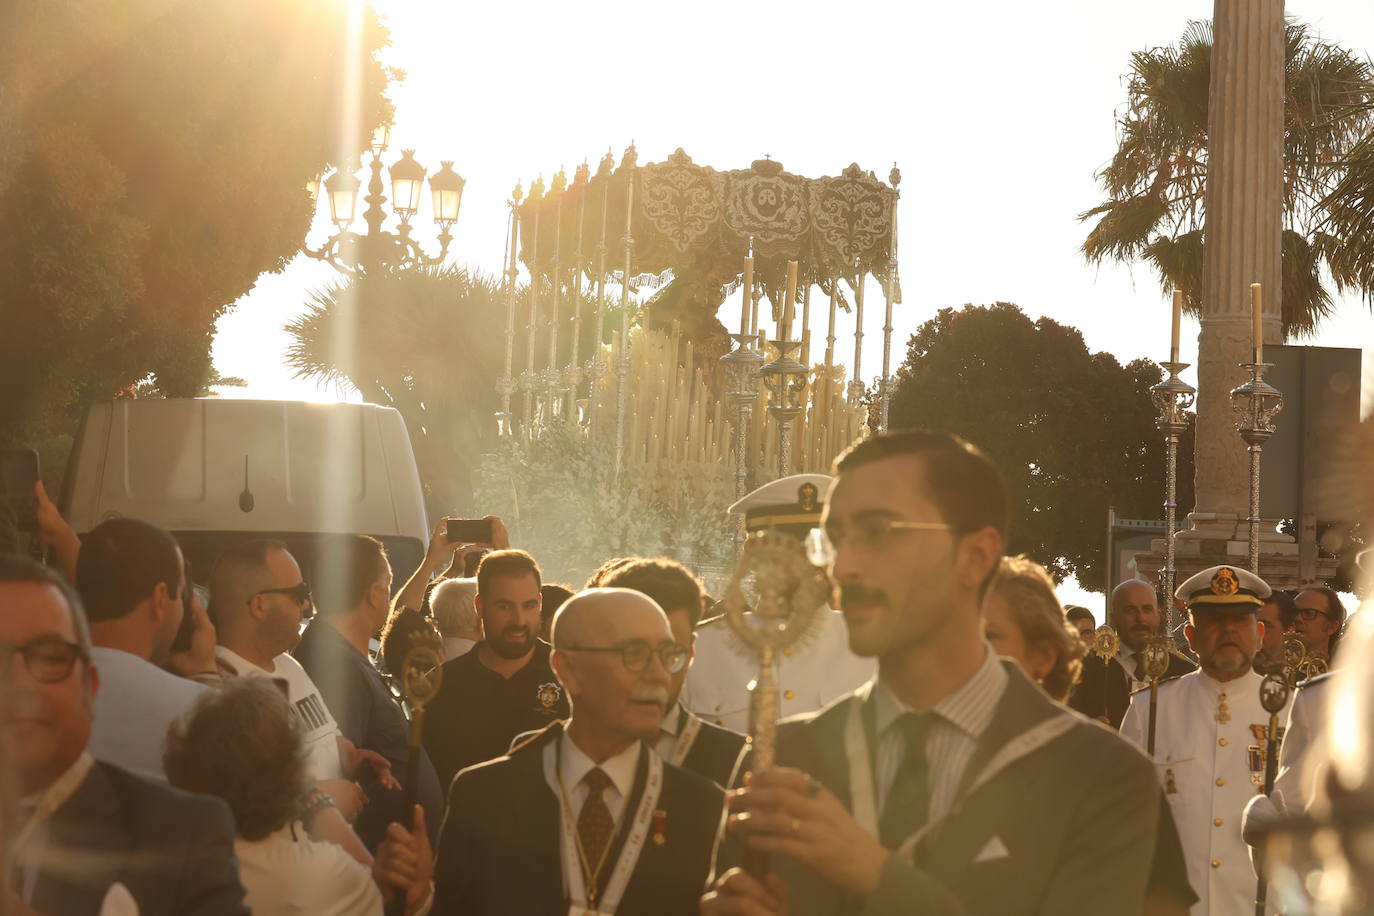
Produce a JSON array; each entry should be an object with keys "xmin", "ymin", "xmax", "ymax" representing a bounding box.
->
[
  {"xmin": 1230, "ymin": 362, "xmax": 1284, "ymax": 573},
  {"xmin": 305, "ymin": 123, "xmax": 464, "ymax": 276}
]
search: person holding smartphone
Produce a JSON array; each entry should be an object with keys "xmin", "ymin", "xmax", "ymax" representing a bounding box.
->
[{"xmin": 390, "ymin": 516, "xmax": 505, "ymax": 621}]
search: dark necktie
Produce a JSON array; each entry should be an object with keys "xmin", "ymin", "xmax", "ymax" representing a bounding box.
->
[
  {"xmin": 1131, "ymin": 651, "xmax": 1145, "ymax": 682},
  {"xmin": 879, "ymin": 712, "xmax": 930, "ymax": 848},
  {"xmin": 577, "ymin": 767, "xmax": 615, "ymax": 887}
]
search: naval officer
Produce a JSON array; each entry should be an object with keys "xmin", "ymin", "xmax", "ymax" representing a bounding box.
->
[
  {"xmin": 1120, "ymin": 564, "xmax": 1290, "ymax": 916},
  {"xmin": 683, "ymin": 474, "xmax": 875, "ymax": 732}
]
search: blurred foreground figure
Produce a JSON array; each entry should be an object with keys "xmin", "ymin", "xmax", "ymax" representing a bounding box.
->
[
  {"xmin": 434, "ymin": 588, "xmax": 725, "ymax": 915},
  {"xmin": 2, "ymin": 555, "xmax": 248, "ymax": 915},
  {"xmin": 705, "ymin": 431, "xmax": 1165, "ymax": 915}
]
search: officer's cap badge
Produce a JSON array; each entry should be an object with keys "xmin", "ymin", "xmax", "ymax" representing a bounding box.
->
[{"xmin": 1211, "ymin": 567, "xmax": 1239, "ymax": 596}]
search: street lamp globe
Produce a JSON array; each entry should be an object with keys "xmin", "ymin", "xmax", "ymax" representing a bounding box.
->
[
  {"xmin": 389, "ymin": 150, "xmax": 427, "ymax": 222},
  {"xmin": 323, "ymin": 166, "xmax": 362, "ymax": 228},
  {"xmin": 429, "ymin": 161, "xmax": 465, "ymax": 228}
]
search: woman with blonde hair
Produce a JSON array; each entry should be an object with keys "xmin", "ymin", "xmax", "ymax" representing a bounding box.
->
[{"xmin": 983, "ymin": 555, "xmax": 1085, "ymax": 702}]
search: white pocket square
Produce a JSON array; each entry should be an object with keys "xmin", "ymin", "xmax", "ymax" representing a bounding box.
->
[{"xmin": 973, "ymin": 836, "xmax": 1010, "ymax": 864}]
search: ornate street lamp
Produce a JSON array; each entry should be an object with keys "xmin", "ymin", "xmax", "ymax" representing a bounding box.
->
[{"xmin": 305, "ymin": 125, "xmax": 464, "ymax": 276}]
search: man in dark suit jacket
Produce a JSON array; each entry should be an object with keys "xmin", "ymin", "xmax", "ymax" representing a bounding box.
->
[
  {"xmin": 587, "ymin": 556, "xmax": 749, "ymax": 788},
  {"xmin": 2, "ymin": 555, "xmax": 248, "ymax": 916},
  {"xmin": 705, "ymin": 430, "xmax": 1171, "ymax": 915},
  {"xmin": 434, "ymin": 588, "xmax": 726, "ymax": 915},
  {"xmin": 1068, "ymin": 579, "xmax": 1195, "ymax": 727}
]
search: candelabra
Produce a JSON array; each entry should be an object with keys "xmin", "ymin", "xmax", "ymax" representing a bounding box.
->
[
  {"xmin": 1229, "ymin": 362, "xmax": 1284, "ymax": 573},
  {"xmin": 1150, "ymin": 362, "xmax": 1196, "ymax": 634},
  {"xmin": 720, "ymin": 335, "xmax": 766, "ymax": 552},
  {"xmin": 760, "ymin": 340, "xmax": 808, "ymax": 478},
  {"xmin": 305, "ymin": 125, "xmax": 463, "ymax": 276}
]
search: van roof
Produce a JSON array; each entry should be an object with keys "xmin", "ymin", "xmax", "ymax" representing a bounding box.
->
[{"xmin": 62, "ymin": 399, "xmax": 428, "ymax": 542}]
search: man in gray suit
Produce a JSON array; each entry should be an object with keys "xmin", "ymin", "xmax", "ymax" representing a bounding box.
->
[
  {"xmin": 704, "ymin": 430, "xmax": 1172, "ymax": 915},
  {"xmin": 2, "ymin": 555, "xmax": 248, "ymax": 916}
]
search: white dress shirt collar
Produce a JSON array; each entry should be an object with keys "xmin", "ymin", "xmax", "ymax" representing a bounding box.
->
[
  {"xmin": 872, "ymin": 640, "xmax": 1006, "ymax": 740},
  {"xmin": 559, "ymin": 729, "xmax": 640, "ymax": 804}
]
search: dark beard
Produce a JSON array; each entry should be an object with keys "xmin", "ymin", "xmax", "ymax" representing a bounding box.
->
[{"xmin": 487, "ymin": 627, "xmax": 533, "ymax": 660}]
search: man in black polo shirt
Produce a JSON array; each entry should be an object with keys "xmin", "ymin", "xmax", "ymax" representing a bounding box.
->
[{"xmin": 422, "ymin": 549, "xmax": 569, "ymax": 789}]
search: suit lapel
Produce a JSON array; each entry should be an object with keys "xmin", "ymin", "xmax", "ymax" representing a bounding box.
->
[{"xmin": 31, "ymin": 764, "xmax": 126, "ymax": 915}]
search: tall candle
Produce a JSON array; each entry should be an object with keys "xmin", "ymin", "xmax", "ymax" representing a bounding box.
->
[
  {"xmin": 1170, "ymin": 289, "xmax": 1182, "ymax": 364},
  {"xmin": 1250, "ymin": 283, "xmax": 1263, "ymax": 363},
  {"xmin": 782, "ymin": 261, "xmax": 799, "ymax": 338},
  {"xmin": 740, "ymin": 255, "xmax": 754, "ymax": 337}
]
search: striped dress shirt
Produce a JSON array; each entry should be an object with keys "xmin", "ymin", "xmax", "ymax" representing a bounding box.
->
[{"xmin": 870, "ymin": 643, "xmax": 1008, "ymax": 823}]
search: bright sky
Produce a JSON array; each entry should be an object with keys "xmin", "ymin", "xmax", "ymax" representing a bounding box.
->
[{"xmin": 213, "ymin": 0, "xmax": 1374, "ymax": 619}]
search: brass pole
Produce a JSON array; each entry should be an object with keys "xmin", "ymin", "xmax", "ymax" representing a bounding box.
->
[
  {"xmin": 613, "ymin": 144, "xmax": 637, "ymax": 483},
  {"xmin": 849, "ymin": 258, "xmax": 865, "ymax": 404},
  {"xmin": 522, "ymin": 177, "xmax": 544, "ymax": 429},
  {"xmin": 588, "ymin": 152, "xmax": 613, "ymax": 437},
  {"xmin": 497, "ymin": 182, "xmax": 523, "ymax": 436},
  {"xmin": 568, "ymin": 162, "xmax": 589, "ymax": 416},
  {"xmin": 880, "ymin": 166, "xmax": 901, "ymax": 431}
]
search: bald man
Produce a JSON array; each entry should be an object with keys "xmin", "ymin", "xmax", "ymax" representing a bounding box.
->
[
  {"xmin": 433, "ymin": 588, "xmax": 728, "ymax": 915},
  {"xmin": 1069, "ymin": 579, "xmax": 1195, "ymax": 728}
]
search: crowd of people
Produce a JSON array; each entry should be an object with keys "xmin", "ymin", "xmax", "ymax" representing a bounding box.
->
[{"xmin": 0, "ymin": 427, "xmax": 1367, "ymax": 915}]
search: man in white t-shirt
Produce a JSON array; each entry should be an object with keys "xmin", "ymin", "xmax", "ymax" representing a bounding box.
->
[{"xmin": 209, "ymin": 540, "xmax": 396, "ymax": 816}]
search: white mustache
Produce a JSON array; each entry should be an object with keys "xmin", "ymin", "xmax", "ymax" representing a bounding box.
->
[{"xmin": 630, "ymin": 685, "xmax": 669, "ymax": 705}]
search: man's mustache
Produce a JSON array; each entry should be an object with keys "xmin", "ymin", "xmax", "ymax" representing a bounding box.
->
[
  {"xmin": 500, "ymin": 626, "xmax": 531, "ymax": 640},
  {"xmin": 839, "ymin": 583, "xmax": 888, "ymax": 611}
]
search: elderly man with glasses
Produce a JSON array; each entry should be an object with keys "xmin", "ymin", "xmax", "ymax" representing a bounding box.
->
[
  {"xmin": 433, "ymin": 587, "xmax": 728, "ymax": 915},
  {"xmin": 1, "ymin": 554, "xmax": 250, "ymax": 915}
]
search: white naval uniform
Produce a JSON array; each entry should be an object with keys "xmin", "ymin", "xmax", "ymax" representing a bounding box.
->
[
  {"xmin": 1121, "ymin": 669, "xmax": 1290, "ymax": 916},
  {"xmin": 682, "ymin": 608, "xmax": 875, "ymax": 733}
]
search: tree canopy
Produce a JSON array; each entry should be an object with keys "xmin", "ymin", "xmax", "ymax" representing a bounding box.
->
[
  {"xmin": 1080, "ymin": 19, "xmax": 1374, "ymax": 336},
  {"xmin": 0, "ymin": 0, "xmax": 394, "ymax": 447},
  {"xmin": 887, "ymin": 303, "xmax": 1192, "ymax": 590}
]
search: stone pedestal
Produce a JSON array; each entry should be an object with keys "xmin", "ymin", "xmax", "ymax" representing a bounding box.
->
[{"xmin": 1134, "ymin": 536, "xmax": 1338, "ymax": 593}]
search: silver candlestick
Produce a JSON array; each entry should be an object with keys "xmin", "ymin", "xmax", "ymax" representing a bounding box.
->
[
  {"xmin": 720, "ymin": 333, "xmax": 766, "ymax": 553},
  {"xmin": 1150, "ymin": 362, "xmax": 1196, "ymax": 634},
  {"xmin": 760, "ymin": 340, "xmax": 808, "ymax": 479},
  {"xmin": 1229, "ymin": 362, "xmax": 1284, "ymax": 573}
]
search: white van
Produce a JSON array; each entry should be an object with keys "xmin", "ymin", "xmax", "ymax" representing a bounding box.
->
[{"xmin": 60, "ymin": 399, "xmax": 429, "ymax": 590}]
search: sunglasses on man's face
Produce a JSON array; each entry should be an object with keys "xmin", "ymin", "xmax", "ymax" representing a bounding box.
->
[{"xmin": 252, "ymin": 583, "xmax": 313, "ymax": 606}]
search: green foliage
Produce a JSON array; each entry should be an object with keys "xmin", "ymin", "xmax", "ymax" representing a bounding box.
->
[
  {"xmin": 284, "ymin": 264, "xmax": 507, "ymax": 517},
  {"xmin": 888, "ymin": 303, "xmax": 1194, "ymax": 590},
  {"xmin": 0, "ymin": 0, "xmax": 394, "ymax": 448},
  {"xmin": 1082, "ymin": 19, "xmax": 1374, "ymax": 336},
  {"xmin": 475, "ymin": 421, "xmax": 735, "ymax": 586}
]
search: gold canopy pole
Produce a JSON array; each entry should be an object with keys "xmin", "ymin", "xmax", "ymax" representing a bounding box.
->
[
  {"xmin": 521, "ymin": 176, "xmax": 545, "ymax": 432},
  {"xmin": 496, "ymin": 182, "xmax": 523, "ymax": 437},
  {"xmin": 880, "ymin": 165, "xmax": 900, "ymax": 432},
  {"xmin": 800, "ymin": 283, "xmax": 812, "ymax": 368},
  {"xmin": 613, "ymin": 144, "xmax": 637, "ymax": 483},
  {"xmin": 546, "ymin": 169, "xmax": 566, "ymax": 420},
  {"xmin": 849, "ymin": 257, "xmax": 865, "ymax": 404},
  {"xmin": 567, "ymin": 162, "xmax": 589, "ymax": 420},
  {"xmin": 587, "ymin": 152, "xmax": 613, "ymax": 435}
]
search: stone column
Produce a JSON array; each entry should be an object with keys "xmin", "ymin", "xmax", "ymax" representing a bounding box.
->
[{"xmin": 1183, "ymin": 0, "xmax": 1285, "ymax": 551}]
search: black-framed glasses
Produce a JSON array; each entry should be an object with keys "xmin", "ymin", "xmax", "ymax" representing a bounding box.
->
[
  {"xmin": 564, "ymin": 641, "xmax": 689, "ymax": 674},
  {"xmin": 0, "ymin": 636, "xmax": 87, "ymax": 684},
  {"xmin": 1295, "ymin": 607, "xmax": 1335, "ymax": 622},
  {"xmin": 252, "ymin": 582, "xmax": 313, "ymax": 607}
]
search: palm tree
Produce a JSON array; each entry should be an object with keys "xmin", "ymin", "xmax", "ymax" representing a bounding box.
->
[
  {"xmin": 1081, "ymin": 19, "xmax": 1374, "ymax": 337},
  {"xmin": 284, "ymin": 265, "xmax": 509, "ymax": 516}
]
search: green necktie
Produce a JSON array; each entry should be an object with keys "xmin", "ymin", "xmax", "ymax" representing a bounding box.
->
[{"xmin": 879, "ymin": 712, "xmax": 931, "ymax": 849}]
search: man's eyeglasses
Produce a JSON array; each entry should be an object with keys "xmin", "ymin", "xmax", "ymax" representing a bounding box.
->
[
  {"xmin": 1295, "ymin": 607, "xmax": 1336, "ymax": 623},
  {"xmin": 564, "ymin": 641, "xmax": 689, "ymax": 674},
  {"xmin": 1, "ymin": 636, "xmax": 87, "ymax": 684},
  {"xmin": 252, "ymin": 582, "xmax": 313, "ymax": 607},
  {"xmin": 805, "ymin": 519, "xmax": 953, "ymax": 567}
]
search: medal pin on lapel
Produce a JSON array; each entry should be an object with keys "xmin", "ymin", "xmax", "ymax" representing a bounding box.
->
[{"xmin": 652, "ymin": 809, "xmax": 667, "ymax": 846}]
